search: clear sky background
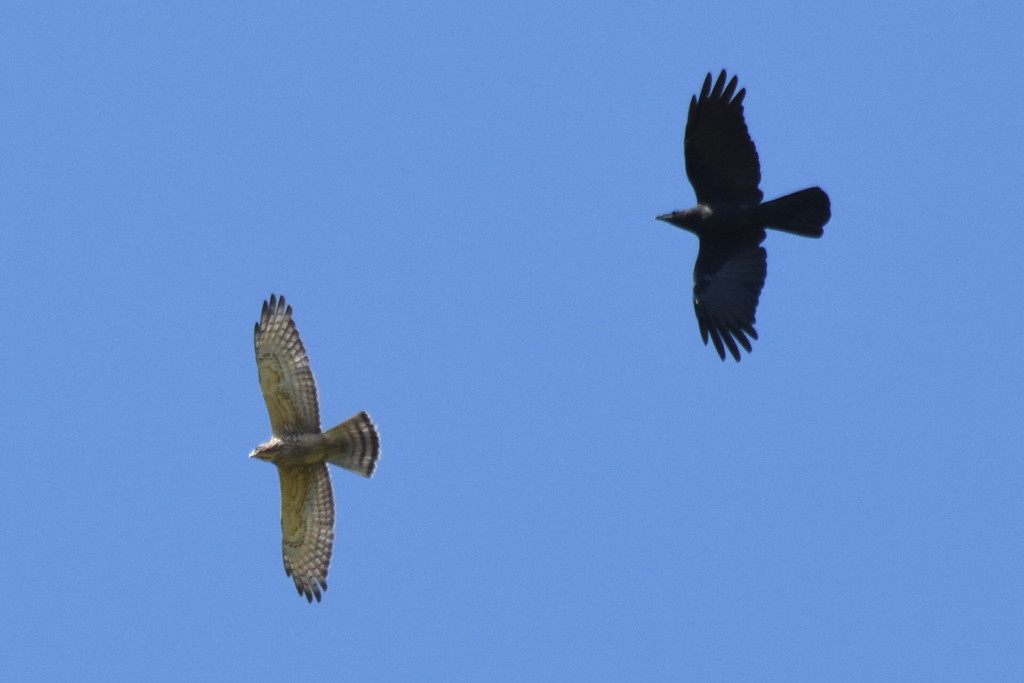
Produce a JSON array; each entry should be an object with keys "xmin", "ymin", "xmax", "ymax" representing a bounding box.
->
[{"xmin": 1, "ymin": 1, "xmax": 1021, "ymax": 680}]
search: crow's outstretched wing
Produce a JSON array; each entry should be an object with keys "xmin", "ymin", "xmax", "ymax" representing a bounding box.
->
[
  {"xmin": 684, "ymin": 71, "xmax": 763, "ymax": 206},
  {"xmin": 692, "ymin": 238, "xmax": 767, "ymax": 361}
]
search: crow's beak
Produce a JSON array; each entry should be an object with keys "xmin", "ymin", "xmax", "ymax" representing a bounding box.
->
[{"xmin": 655, "ymin": 213, "xmax": 672, "ymax": 223}]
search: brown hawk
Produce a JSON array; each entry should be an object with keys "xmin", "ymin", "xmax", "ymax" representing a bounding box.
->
[{"xmin": 249, "ymin": 294, "xmax": 380, "ymax": 602}]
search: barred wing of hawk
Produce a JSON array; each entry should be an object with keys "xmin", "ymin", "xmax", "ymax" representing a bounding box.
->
[{"xmin": 250, "ymin": 294, "xmax": 380, "ymax": 603}]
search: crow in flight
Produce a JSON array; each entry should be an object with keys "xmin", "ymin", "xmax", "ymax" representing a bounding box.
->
[{"xmin": 657, "ymin": 70, "xmax": 831, "ymax": 361}]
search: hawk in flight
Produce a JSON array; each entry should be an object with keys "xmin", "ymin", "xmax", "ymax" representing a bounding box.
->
[
  {"xmin": 250, "ymin": 294, "xmax": 380, "ymax": 602},
  {"xmin": 657, "ymin": 70, "xmax": 831, "ymax": 361}
]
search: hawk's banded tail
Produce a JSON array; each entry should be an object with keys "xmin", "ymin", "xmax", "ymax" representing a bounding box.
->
[{"xmin": 323, "ymin": 411, "xmax": 380, "ymax": 477}]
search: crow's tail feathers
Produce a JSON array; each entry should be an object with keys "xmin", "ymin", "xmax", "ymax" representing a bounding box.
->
[{"xmin": 758, "ymin": 187, "xmax": 830, "ymax": 238}]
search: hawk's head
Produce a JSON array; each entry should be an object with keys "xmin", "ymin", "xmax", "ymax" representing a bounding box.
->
[{"xmin": 249, "ymin": 441, "xmax": 278, "ymax": 462}]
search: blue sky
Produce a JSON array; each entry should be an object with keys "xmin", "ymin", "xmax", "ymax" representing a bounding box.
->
[{"xmin": 1, "ymin": 1, "xmax": 1021, "ymax": 680}]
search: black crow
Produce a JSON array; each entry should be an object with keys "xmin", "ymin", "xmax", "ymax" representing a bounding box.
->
[{"xmin": 657, "ymin": 70, "xmax": 831, "ymax": 361}]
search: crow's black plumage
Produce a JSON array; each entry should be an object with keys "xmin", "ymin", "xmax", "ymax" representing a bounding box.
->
[{"xmin": 657, "ymin": 71, "xmax": 831, "ymax": 361}]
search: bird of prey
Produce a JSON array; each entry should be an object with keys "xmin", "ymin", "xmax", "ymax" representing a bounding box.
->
[
  {"xmin": 657, "ymin": 70, "xmax": 831, "ymax": 361},
  {"xmin": 250, "ymin": 294, "xmax": 380, "ymax": 603}
]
